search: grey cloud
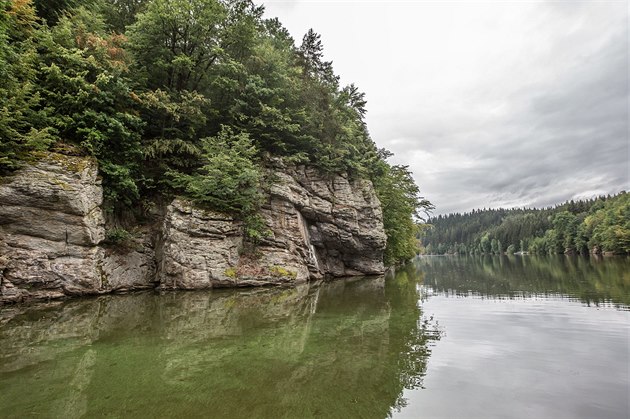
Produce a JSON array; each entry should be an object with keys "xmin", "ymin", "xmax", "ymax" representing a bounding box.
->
[{"xmin": 417, "ymin": 22, "xmax": 627, "ymax": 213}]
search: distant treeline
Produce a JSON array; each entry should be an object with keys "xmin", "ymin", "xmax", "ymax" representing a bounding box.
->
[{"xmin": 421, "ymin": 192, "xmax": 629, "ymax": 255}]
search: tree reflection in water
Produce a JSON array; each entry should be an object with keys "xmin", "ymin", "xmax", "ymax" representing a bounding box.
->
[
  {"xmin": 0, "ymin": 269, "xmax": 441, "ymax": 418},
  {"xmin": 417, "ymin": 254, "xmax": 630, "ymax": 308}
]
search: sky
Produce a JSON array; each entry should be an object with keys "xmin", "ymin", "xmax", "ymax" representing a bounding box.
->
[{"xmin": 258, "ymin": 0, "xmax": 629, "ymax": 215}]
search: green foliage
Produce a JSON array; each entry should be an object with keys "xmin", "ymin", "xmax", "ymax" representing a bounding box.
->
[
  {"xmin": 243, "ymin": 213, "xmax": 270, "ymax": 244},
  {"xmin": 127, "ymin": 0, "xmax": 228, "ymax": 92},
  {"xmin": 269, "ymin": 265, "xmax": 297, "ymax": 279},
  {"xmin": 32, "ymin": 0, "xmax": 99, "ymax": 25},
  {"xmin": 35, "ymin": 6, "xmax": 144, "ymax": 206},
  {"xmin": 169, "ymin": 126, "xmax": 262, "ymax": 215},
  {"xmin": 423, "ymin": 193, "xmax": 629, "ymax": 255},
  {"xmin": 137, "ymin": 88, "xmax": 208, "ymax": 193},
  {"xmin": 105, "ymin": 226, "xmax": 133, "ymax": 245},
  {"xmin": 552, "ymin": 211, "xmax": 579, "ymax": 252},
  {"xmin": 585, "ymin": 193, "xmax": 630, "ymax": 254},
  {"xmin": 100, "ymin": 0, "xmax": 149, "ymax": 32},
  {"xmin": 0, "ymin": 0, "xmax": 53, "ymax": 173},
  {"xmin": 374, "ymin": 164, "xmax": 433, "ymax": 265}
]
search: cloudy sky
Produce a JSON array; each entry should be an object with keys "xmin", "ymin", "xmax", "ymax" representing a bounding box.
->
[{"xmin": 258, "ymin": 0, "xmax": 629, "ymax": 215}]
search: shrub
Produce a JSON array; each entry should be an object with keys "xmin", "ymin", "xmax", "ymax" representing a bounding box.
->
[{"xmin": 105, "ymin": 227, "xmax": 133, "ymax": 246}]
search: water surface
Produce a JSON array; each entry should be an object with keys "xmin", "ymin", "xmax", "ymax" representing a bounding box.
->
[
  {"xmin": 0, "ymin": 255, "xmax": 628, "ymax": 418},
  {"xmin": 401, "ymin": 255, "xmax": 629, "ymax": 419}
]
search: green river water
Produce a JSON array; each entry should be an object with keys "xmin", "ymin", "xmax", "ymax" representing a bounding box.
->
[{"xmin": 0, "ymin": 255, "xmax": 628, "ymax": 418}]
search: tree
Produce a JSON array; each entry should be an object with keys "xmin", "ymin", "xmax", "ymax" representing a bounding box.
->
[
  {"xmin": 158, "ymin": 126, "xmax": 271, "ymax": 246},
  {"xmin": 36, "ymin": 6, "xmax": 144, "ymax": 206},
  {"xmin": 375, "ymin": 164, "xmax": 433, "ymax": 265},
  {"xmin": 101, "ymin": 0, "xmax": 149, "ymax": 32},
  {"xmin": 0, "ymin": 0, "xmax": 53, "ymax": 173},
  {"xmin": 586, "ymin": 193, "xmax": 630, "ymax": 254},
  {"xmin": 298, "ymin": 28, "xmax": 337, "ymax": 87},
  {"xmin": 552, "ymin": 211, "xmax": 578, "ymax": 253},
  {"xmin": 168, "ymin": 125, "xmax": 262, "ymax": 216},
  {"xmin": 137, "ymin": 88, "xmax": 209, "ymax": 194},
  {"xmin": 32, "ymin": 0, "xmax": 98, "ymax": 25},
  {"xmin": 127, "ymin": 0, "xmax": 227, "ymax": 92}
]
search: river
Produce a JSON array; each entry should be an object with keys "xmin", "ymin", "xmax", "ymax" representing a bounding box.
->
[{"xmin": 0, "ymin": 255, "xmax": 628, "ymax": 418}]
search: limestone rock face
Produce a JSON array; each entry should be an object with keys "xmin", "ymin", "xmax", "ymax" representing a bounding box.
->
[
  {"xmin": 155, "ymin": 165, "xmax": 387, "ymax": 288},
  {"xmin": 1, "ymin": 155, "xmax": 386, "ymax": 302},
  {"xmin": 157, "ymin": 199, "xmax": 244, "ymax": 289},
  {"xmin": 259, "ymin": 164, "xmax": 387, "ymax": 278},
  {"xmin": 0, "ymin": 154, "xmax": 105, "ymax": 302},
  {"xmin": 0, "ymin": 154, "xmax": 105, "ymax": 246},
  {"xmin": 0, "ymin": 154, "xmax": 155, "ymax": 303},
  {"xmin": 100, "ymin": 232, "xmax": 157, "ymax": 292}
]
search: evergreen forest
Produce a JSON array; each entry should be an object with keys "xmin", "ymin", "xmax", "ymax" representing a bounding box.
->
[
  {"xmin": 421, "ymin": 192, "xmax": 630, "ymax": 256},
  {"xmin": 0, "ymin": 0, "xmax": 432, "ymax": 265}
]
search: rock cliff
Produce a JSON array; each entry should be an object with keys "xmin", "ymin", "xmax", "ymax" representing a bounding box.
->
[
  {"xmin": 0, "ymin": 153, "xmax": 386, "ymax": 302},
  {"xmin": 259, "ymin": 163, "xmax": 387, "ymax": 279}
]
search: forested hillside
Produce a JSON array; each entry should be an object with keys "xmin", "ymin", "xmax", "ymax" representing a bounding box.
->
[
  {"xmin": 0, "ymin": 0, "xmax": 431, "ymax": 264},
  {"xmin": 422, "ymin": 192, "xmax": 629, "ymax": 255}
]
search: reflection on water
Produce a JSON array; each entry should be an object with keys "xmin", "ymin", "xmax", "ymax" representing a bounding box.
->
[
  {"xmin": 1, "ymin": 255, "xmax": 628, "ymax": 418},
  {"xmin": 418, "ymin": 254, "xmax": 630, "ymax": 308},
  {"xmin": 0, "ymin": 275, "xmax": 440, "ymax": 418},
  {"xmin": 401, "ymin": 255, "xmax": 630, "ymax": 419}
]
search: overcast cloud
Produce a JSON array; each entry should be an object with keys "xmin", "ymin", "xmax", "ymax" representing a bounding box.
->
[{"xmin": 259, "ymin": 1, "xmax": 629, "ymax": 214}]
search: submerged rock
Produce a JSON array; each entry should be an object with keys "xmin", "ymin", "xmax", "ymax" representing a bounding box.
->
[{"xmin": 0, "ymin": 154, "xmax": 386, "ymax": 303}]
